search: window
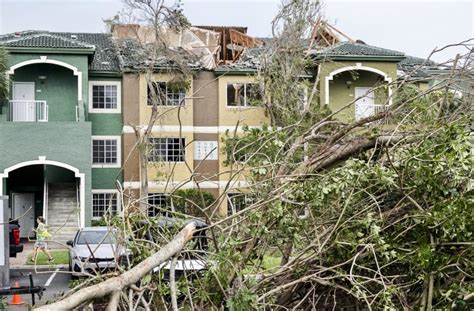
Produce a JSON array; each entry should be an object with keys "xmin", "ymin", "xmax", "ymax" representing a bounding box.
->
[
  {"xmin": 92, "ymin": 136, "xmax": 121, "ymax": 167},
  {"xmin": 227, "ymin": 83, "xmax": 263, "ymax": 107},
  {"xmin": 148, "ymin": 138, "xmax": 185, "ymax": 162},
  {"xmin": 77, "ymin": 230, "xmax": 116, "ymax": 244},
  {"xmin": 89, "ymin": 81, "xmax": 121, "ymax": 113},
  {"xmin": 147, "ymin": 82, "xmax": 186, "ymax": 106},
  {"xmin": 227, "ymin": 193, "xmax": 255, "ymax": 216},
  {"xmin": 92, "ymin": 192, "xmax": 118, "ymax": 218},
  {"xmin": 148, "ymin": 193, "xmax": 170, "ymax": 217}
]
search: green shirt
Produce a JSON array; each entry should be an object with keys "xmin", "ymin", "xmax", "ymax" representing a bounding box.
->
[{"xmin": 36, "ymin": 223, "xmax": 51, "ymax": 241}]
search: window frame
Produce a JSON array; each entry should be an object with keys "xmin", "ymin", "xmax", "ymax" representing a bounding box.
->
[
  {"xmin": 148, "ymin": 137, "xmax": 186, "ymax": 163},
  {"xmin": 226, "ymin": 82, "xmax": 262, "ymax": 108},
  {"xmin": 147, "ymin": 81, "xmax": 186, "ymax": 107},
  {"xmin": 91, "ymin": 136, "xmax": 121, "ymax": 168},
  {"xmin": 227, "ymin": 192, "xmax": 255, "ymax": 216},
  {"xmin": 147, "ymin": 193, "xmax": 171, "ymax": 217},
  {"xmin": 88, "ymin": 81, "xmax": 121, "ymax": 113},
  {"xmin": 91, "ymin": 190, "xmax": 120, "ymax": 220}
]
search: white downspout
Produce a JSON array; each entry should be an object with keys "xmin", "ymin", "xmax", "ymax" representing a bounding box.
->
[{"xmin": 43, "ymin": 165, "xmax": 48, "ymax": 223}]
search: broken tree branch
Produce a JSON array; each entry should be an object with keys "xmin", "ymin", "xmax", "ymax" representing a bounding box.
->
[{"xmin": 35, "ymin": 222, "xmax": 196, "ymax": 311}]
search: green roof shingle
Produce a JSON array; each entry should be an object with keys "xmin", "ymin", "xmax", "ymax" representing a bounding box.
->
[
  {"xmin": 0, "ymin": 31, "xmax": 121, "ymax": 72},
  {"xmin": 311, "ymin": 41, "xmax": 405, "ymax": 59},
  {"xmin": 0, "ymin": 33, "xmax": 95, "ymax": 49}
]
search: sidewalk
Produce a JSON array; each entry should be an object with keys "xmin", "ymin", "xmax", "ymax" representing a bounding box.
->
[{"xmin": 10, "ymin": 241, "xmax": 68, "ymax": 270}]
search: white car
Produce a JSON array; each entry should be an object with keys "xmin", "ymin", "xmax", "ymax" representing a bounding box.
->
[
  {"xmin": 67, "ymin": 227, "xmax": 127, "ymax": 277},
  {"xmin": 148, "ymin": 218, "xmax": 210, "ymax": 281}
]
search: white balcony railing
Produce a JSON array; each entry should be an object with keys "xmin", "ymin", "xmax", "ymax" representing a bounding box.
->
[
  {"xmin": 355, "ymin": 103, "xmax": 389, "ymax": 121},
  {"xmin": 8, "ymin": 100, "xmax": 48, "ymax": 122}
]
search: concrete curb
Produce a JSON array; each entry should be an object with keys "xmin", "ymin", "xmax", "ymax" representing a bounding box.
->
[{"xmin": 10, "ymin": 264, "xmax": 68, "ymax": 270}]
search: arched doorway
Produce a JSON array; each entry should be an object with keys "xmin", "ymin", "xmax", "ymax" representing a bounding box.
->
[
  {"xmin": 0, "ymin": 159, "xmax": 85, "ymax": 242},
  {"xmin": 324, "ymin": 65, "xmax": 393, "ymax": 120}
]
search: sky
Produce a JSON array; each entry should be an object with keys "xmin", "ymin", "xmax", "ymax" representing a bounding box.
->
[{"xmin": 0, "ymin": 0, "xmax": 472, "ymax": 62}]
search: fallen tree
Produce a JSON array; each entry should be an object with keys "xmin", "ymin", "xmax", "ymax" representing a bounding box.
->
[
  {"xmin": 32, "ymin": 0, "xmax": 473, "ymax": 309},
  {"xmin": 35, "ymin": 222, "xmax": 196, "ymax": 311}
]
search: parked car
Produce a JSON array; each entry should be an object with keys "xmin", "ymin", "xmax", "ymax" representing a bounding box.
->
[
  {"xmin": 67, "ymin": 227, "xmax": 127, "ymax": 277},
  {"xmin": 9, "ymin": 220, "xmax": 23, "ymax": 257},
  {"xmin": 143, "ymin": 217, "xmax": 209, "ymax": 281}
]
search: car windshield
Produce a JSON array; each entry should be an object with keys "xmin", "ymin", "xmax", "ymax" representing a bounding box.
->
[{"xmin": 77, "ymin": 230, "xmax": 116, "ymax": 245}]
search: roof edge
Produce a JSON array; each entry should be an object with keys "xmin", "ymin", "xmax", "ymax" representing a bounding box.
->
[{"xmin": 3, "ymin": 46, "xmax": 95, "ymax": 55}]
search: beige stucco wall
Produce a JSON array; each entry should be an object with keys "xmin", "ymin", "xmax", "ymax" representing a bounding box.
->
[
  {"xmin": 139, "ymin": 73, "xmax": 194, "ymax": 126},
  {"xmin": 147, "ymin": 131, "xmax": 194, "ymax": 183},
  {"xmin": 218, "ymin": 75, "xmax": 269, "ymax": 127}
]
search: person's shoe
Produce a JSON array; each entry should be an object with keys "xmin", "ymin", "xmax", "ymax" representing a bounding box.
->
[
  {"xmin": 30, "ymin": 259, "xmax": 35, "ymax": 263},
  {"xmin": 48, "ymin": 258, "xmax": 55, "ymax": 263}
]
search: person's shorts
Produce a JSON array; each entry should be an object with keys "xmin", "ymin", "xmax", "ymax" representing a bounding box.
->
[{"xmin": 34, "ymin": 241, "xmax": 47, "ymax": 249}]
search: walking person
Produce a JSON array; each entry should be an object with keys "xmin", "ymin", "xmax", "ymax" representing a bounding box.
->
[{"xmin": 31, "ymin": 216, "xmax": 54, "ymax": 263}]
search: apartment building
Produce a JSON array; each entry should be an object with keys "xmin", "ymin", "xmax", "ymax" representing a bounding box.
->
[
  {"xmin": 0, "ymin": 31, "xmax": 123, "ymax": 241},
  {"xmin": 0, "ymin": 26, "xmax": 411, "ymax": 230}
]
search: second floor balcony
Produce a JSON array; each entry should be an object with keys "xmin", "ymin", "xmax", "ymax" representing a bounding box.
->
[{"xmin": 8, "ymin": 100, "xmax": 49, "ymax": 122}]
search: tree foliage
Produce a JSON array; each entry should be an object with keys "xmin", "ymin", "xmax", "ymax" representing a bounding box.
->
[{"xmin": 44, "ymin": 0, "xmax": 473, "ymax": 309}]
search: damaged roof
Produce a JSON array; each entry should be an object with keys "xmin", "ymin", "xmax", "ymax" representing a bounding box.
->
[
  {"xmin": 0, "ymin": 31, "xmax": 121, "ymax": 72},
  {"xmin": 311, "ymin": 41, "xmax": 405, "ymax": 61},
  {"xmin": 115, "ymin": 38, "xmax": 201, "ymax": 72}
]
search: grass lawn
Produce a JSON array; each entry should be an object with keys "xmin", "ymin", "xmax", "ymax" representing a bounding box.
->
[
  {"xmin": 26, "ymin": 249, "xmax": 69, "ymax": 265},
  {"xmin": 243, "ymin": 255, "xmax": 282, "ymax": 275}
]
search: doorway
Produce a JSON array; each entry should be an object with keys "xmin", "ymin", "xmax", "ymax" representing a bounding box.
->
[
  {"xmin": 11, "ymin": 82, "xmax": 35, "ymax": 122},
  {"xmin": 12, "ymin": 193, "xmax": 35, "ymax": 238},
  {"xmin": 354, "ymin": 87, "xmax": 375, "ymax": 120}
]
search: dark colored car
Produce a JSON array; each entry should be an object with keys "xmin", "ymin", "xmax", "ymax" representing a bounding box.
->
[{"xmin": 9, "ymin": 220, "xmax": 23, "ymax": 257}]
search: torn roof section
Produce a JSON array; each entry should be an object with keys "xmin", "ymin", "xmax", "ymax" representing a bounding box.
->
[
  {"xmin": 112, "ymin": 24, "xmax": 220, "ymax": 70},
  {"xmin": 112, "ymin": 24, "xmax": 265, "ymax": 71}
]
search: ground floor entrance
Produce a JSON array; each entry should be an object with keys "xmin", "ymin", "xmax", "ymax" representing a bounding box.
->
[
  {"xmin": 12, "ymin": 193, "xmax": 35, "ymax": 238},
  {"xmin": 2, "ymin": 162, "xmax": 84, "ymax": 245}
]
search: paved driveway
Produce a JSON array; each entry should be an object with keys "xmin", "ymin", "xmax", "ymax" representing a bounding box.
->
[{"xmin": 6, "ymin": 268, "xmax": 71, "ymax": 310}]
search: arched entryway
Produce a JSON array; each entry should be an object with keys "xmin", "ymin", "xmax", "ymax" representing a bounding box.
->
[
  {"xmin": 0, "ymin": 159, "xmax": 85, "ymax": 242},
  {"xmin": 324, "ymin": 65, "xmax": 393, "ymax": 120},
  {"xmin": 6, "ymin": 56, "xmax": 83, "ymax": 122}
]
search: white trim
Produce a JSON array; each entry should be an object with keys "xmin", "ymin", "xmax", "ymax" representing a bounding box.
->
[
  {"xmin": 147, "ymin": 81, "xmax": 187, "ymax": 107},
  {"xmin": 325, "ymin": 65, "xmax": 393, "ymax": 106},
  {"xmin": 88, "ymin": 81, "xmax": 122, "ymax": 113},
  {"xmin": 91, "ymin": 135, "xmax": 122, "ymax": 168},
  {"xmin": 226, "ymin": 82, "xmax": 257, "ymax": 108},
  {"xmin": 7, "ymin": 56, "xmax": 83, "ymax": 101},
  {"xmin": 123, "ymin": 180, "xmax": 250, "ymax": 190},
  {"xmin": 122, "ymin": 125, "xmax": 266, "ymax": 134},
  {"xmin": 91, "ymin": 189, "xmax": 121, "ymax": 219},
  {"xmin": 0, "ymin": 158, "xmax": 86, "ymax": 228}
]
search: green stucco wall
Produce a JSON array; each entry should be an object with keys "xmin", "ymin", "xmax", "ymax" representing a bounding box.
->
[
  {"xmin": 0, "ymin": 52, "xmax": 124, "ymax": 224},
  {"xmin": 0, "ymin": 122, "xmax": 93, "ymax": 226},
  {"xmin": 46, "ymin": 165, "xmax": 76, "ymax": 183},
  {"xmin": 88, "ymin": 78, "xmax": 123, "ymax": 191},
  {"xmin": 8, "ymin": 64, "xmax": 78, "ymax": 122}
]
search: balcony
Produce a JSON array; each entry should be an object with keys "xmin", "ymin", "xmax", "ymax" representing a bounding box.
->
[
  {"xmin": 8, "ymin": 100, "xmax": 48, "ymax": 122},
  {"xmin": 355, "ymin": 103, "xmax": 390, "ymax": 121}
]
